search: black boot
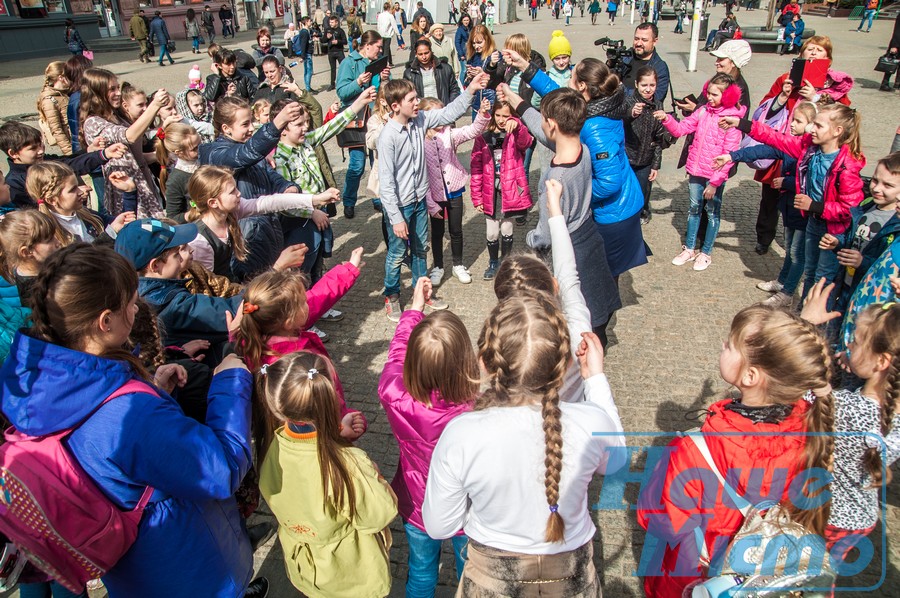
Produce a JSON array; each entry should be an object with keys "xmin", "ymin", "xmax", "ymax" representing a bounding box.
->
[
  {"xmin": 484, "ymin": 240, "xmax": 500, "ymax": 280},
  {"xmin": 244, "ymin": 577, "xmax": 269, "ymax": 598},
  {"xmin": 500, "ymin": 235, "xmax": 514, "ymax": 260}
]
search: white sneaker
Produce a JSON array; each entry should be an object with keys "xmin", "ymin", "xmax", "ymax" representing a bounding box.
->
[
  {"xmin": 672, "ymin": 246, "xmax": 697, "ymax": 266},
  {"xmin": 756, "ymin": 280, "xmax": 784, "ymax": 293},
  {"xmin": 452, "ymin": 265, "xmax": 472, "ymax": 284},
  {"xmin": 429, "ymin": 267, "xmax": 445, "ymax": 286},
  {"xmin": 320, "ymin": 308, "xmax": 344, "ymax": 322},
  {"xmin": 308, "ymin": 325, "xmax": 329, "ymax": 343},
  {"xmin": 693, "ymin": 253, "xmax": 712, "ymax": 271},
  {"xmin": 762, "ymin": 292, "xmax": 793, "ymax": 308}
]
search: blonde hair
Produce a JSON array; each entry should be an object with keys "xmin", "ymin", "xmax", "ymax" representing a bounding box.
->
[
  {"xmin": 418, "ymin": 97, "xmax": 443, "ymax": 112},
  {"xmin": 233, "ymin": 269, "xmax": 310, "ymax": 370},
  {"xmin": 37, "ymin": 61, "xmax": 67, "ymax": 114},
  {"xmin": 404, "ymin": 311, "xmax": 478, "ymax": 406},
  {"xmin": 25, "ymin": 161, "xmax": 103, "ymax": 246},
  {"xmin": 155, "ymin": 122, "xmax": 200, "ymax": 195},
  {"xmin": 213, "ymin": 96, "xmax": 251, "ymax": 136},
  {"xmin": 504, "ymin": 34, "xmax": 531, "ymax": 62},
  {"xmin": 466, "ymin": 25, "xmax": 496, "ymax": 61},
  {"xmin": 792, "ymin": 101, "xmax": 818, "ymax": 126},
  {"xmin": 0, "ymin": 209, "xmax": 61, "ymax": 282},
  {"xmin": 728, "ymin": 305, "xmax": 835, "ymax": 535},
  {"xmin": 819, "ymin": 104, "xmax": 862, "ymax": 159},
  {"xmin": 251, "ymin": 98, "xmax": 272, "ymax": 124},
  {"xmin": 259, "ymin": 351, "xmax": 358, "ymax": 520},
  {"xmin": 478, "ymin": 293, "xmax": 571, "ymax": 542},
  {"xmin": 373, "ymin": 85, "xmax": 391, "ymax": 120},
  {"xmin": 186, "ymin": 165, "xmax": 248, "ymax": 261}
]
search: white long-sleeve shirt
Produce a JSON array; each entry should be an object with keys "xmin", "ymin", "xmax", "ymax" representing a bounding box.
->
[
  {"xmin": 188, "ymin": 193, "xmax": 314, "ymax": 272},
  {"xmin": 423, "ymin": 374, "xmax": 625, "ymax": 554}
]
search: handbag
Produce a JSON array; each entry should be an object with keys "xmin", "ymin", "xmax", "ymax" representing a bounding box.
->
[
  {"xmin": 875, "ymin": 53, "xmax": 899, "ymax": 74},
  {"xmin": 336, "ymin": 105, "xmax": 369, "ymax": 149},
  {"xmin": 83, "ymin": 50, "xmax": 94, "ymax": 60},
  {"xmin": 166, "ymin": 40, "xmax": 177, "ymax": 52},
  {"xmin": 366, "ymin": 160, "xmax": 380, "ymax": 196}
]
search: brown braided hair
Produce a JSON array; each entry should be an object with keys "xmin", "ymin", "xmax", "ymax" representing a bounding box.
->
[
  {"xmin": 126, "ymin": 297, "xmax": 167, "ymax": 373},
  {"xmin": 25, "ymin": 161, "xmax": 104, "ymax": 245},
  {"xmin": 493, "ymin": 253, "xmax": 555, "ymax": 302},
  {"xmin": 729, "ymin": 305, "xmax": 834, "ymax": 536},
  {"xmin": 855, "ymin": 305, "xmax": 900, "ymax": 487},
  {"xmin": 477, "ymin": 293, "xmax": 571, "ymax": 542}
]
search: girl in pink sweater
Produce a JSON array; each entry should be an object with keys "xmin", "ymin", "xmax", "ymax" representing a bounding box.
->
[
  {"xmin": 654, "ymin": 73, "xmax": 746, "ymax": 272},
  {"xmin": 233, "ymin": 248, "xmax": 368, "ymax": 442},
  {"xmin": 471, "ymin": 100, "xmax": 534, "ymax": 281},
  {"xmin": 422, "ymin": 97, "xmax": 491, "ymax": 287}
]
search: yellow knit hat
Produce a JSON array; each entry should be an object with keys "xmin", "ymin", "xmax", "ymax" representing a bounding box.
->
[{"xmin": 548, "ymin": 30, "xmax": 572, "ymax": 60}]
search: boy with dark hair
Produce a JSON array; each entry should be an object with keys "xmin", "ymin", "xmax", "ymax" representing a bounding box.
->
[
  {"xmin": 499, "ymin": 83, "xmax": 621, "ymax": 347},
  {"xmin": 204, "ymin": 48, "xmax": 257, "ymax": 101},
  {"xmin": 376, "ymin": 74, "xmax": 487, "ymax": 320},
  {"xmin": 0, "ymin": 121, "xmax": 126, "ymax": 210}
]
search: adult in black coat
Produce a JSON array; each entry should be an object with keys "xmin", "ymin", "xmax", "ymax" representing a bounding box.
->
[
  {"xmin": 412, "ymin": 1, "xmax": 434, "ymax": 28},
  {"xmin": 205, "ymin": 48, "xmax": 257, "ymax": 101},
  {"xmin": 403, "ymin": 39, "xmax": 461, "ymax": 105},
  {"xmin": 879, "ymin": 13, "xmax": 900, "ymax": 91},
  {"xmin": 323, "ymin": 16, "xmax": 348, "ymax": 90}
]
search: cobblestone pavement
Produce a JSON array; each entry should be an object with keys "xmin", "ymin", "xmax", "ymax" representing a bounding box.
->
[{"xmin": 1, "ymin": 6, "xmax": 899, "ymax": 598}]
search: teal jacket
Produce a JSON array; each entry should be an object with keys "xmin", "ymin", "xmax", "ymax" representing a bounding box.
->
[{"xmin": 335, "ymin": 50, "xmax": 382, "ymax": 108}]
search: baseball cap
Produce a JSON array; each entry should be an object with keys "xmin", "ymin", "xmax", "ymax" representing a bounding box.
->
[
  {"xmin": 114, "ymin": 219, "xmax": 198, "ymax": 270},
  {"xmin": 710, "ymin": 40, "xmax": 752, "ymax": 69}
]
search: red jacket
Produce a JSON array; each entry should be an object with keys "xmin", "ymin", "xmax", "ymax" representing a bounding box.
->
[
  {"xmin": 470, "ymin": 119, "xmax": 534, "ymax": 217},
  {"xmin": 637, "ymin": 398, "xmax": 811, "ymax": 598},
  {"xmin": 748, "ymin": 120, "xmax": 865, "ymax": 234}
]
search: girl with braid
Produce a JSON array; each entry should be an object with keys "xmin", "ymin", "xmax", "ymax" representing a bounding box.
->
[
  {"xmin": 423, "ymin": 293, "xmax": 624, "ymax": 595},
  {"xmin": 637, "ymin": 305, "xmax": 837, "ymax": 598}
]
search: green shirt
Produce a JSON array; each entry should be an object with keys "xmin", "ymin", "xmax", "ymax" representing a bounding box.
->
[{"xmin": 273, "ymin": 107, "xmax": 356, "ymax": 194}]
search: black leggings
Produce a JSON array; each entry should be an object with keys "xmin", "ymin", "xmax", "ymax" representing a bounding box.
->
[
  {"xmin": 328, "ymin": 53, "xmax": 344, "ymax": 86},
  {"xmin": 430, "ymin": 197, "xmax": 464, "ymax": 269}
]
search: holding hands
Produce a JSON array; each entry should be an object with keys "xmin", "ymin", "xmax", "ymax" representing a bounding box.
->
[
  {"xmin": 576, "ymin": 332, "xmax": 605, "ymax": 379},
  {"xmin": 313, "ymin": 188, "xmax": 340, "ymax": 206},
  {"xmin": 718, "ymin": 116, "xmax": 739, "ymax": 129},
  {"xmin": 479, "ymin": 98, "xmax": 491, "ymax": 115},
  {"xmin": 410, "ymin": 276, "xmax": 433, "ymax": 312},
  {"xmin": 497, "ymin": 82, "xmax": 522, "ymax": 109},
  {"xmin": 500, "ymin": 49, "xmax": 529, "ymax": 70},
  {"xmin": 652, "ymin": 110, "xmax": 667, "ymax": 121},
  {"xmin": 712, "ymin": 154, "xmax": 732, "ymax": 170}
]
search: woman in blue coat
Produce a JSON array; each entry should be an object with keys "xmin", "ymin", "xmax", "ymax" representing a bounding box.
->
[
  {"xmin": 509, "ymin": 51, "xmax": 648, "ymax": 279},
  {"xmin": 0, "ymin": 243, "xmax": 267, "ymax": 598},
  {"xmin": 455, "ymin": 14, "xmax": 472, "ymax": 86}
]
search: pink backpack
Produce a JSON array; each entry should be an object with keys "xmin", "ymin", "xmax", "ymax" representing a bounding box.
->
[{"xmin": 0, "ymin": 380, "xmax": 156, "ymax": 593}]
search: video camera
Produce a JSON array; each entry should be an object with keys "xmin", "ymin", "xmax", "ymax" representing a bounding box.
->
[{"xmin": 594, "ymin": 37, "xmax": 634, "ymax": 76}]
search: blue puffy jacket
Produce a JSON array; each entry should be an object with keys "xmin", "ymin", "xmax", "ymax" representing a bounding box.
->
[
  {"xmin": 199, "ymin": 123, "xmax": 292, "ymax": 199},
  {"xmin": 0, "ymin": 278, "xmax": 28, "ymax": 364},
  {"xmin": 139, "ymin": 277, "xmax": 243, "ymax": 347},
  {"xmin": 0, "ymin": 333, "xmax": 254, "ymax": 597},
  {"xmin": 526, "ymin": 67, "xmax": 644, "ymax": 224}
]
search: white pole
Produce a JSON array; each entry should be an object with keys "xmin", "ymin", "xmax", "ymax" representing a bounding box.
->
[
  {"xmin": 687, "ymin": 0, "xmax": 701, "ymax": 72},
  {"xmin": 630, "ymin": 0, "xmax": 635, "ymax": 23}
]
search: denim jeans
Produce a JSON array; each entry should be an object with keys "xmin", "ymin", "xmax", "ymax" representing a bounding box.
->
[
  {"xmin": 158, "ymin": 43, "xmax": 174, "ymax": 64},
  {"xmin": 192, "ymin": 36, "xmax": 200, "ymax": 51},
  {"xmin": 458, "ymin": 58, "xmax": 466, "ymax": 87},
  {"xmin": 802, "ymin": 217, "xmax": 843, "ymax": 301},
  {"xmin": 302, "ymin": 54, "xmax": 313, "ymax": 90},
  {"xmin": 686, "ymin": 176, "xmax": 724, "ymax": 255},
  {"xmin": 523, "ymin": 143, "xmax": 534, "ymax": 179},
  {"xmin": 675, "ymin": 14, "xmax": 684, "ymax": 32},
  {"xmin": 384, "ymin": 199, "xmax": 429, "ymax": 297},
  {"xmin": 342, "ymin": 147, "xmax": 366, "ymax": 208},
  {"xmin": 858, "ymin": 9, "xmax": 875, "ymax": 31},
  {"xmin": 404, "ymin": 522, "xmax": 467, "ymax": 598},
  {"xmin": 777, "ymin": 226, "xmax": 806, "ymax": 295}
]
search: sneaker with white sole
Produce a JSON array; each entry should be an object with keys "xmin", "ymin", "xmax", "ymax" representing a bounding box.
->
[
  {"xmin": 452, "ymin": 264, "xmax": 472, "ymax": 284},
  {"xmin": 429, "ymin": 267, "xmax": 445, "ymax": 286},
  {"xmin": 671, "ymin": 246, "xmax": 697, "ymax": 266},
  {"xmin": 762, "ymin": 291, "xmax": 793, "ymax": 308},
  {"xmin": 756, "ymin": 280, "xmax": 784, "ymax": 293},
  {"xmin": 308, "ymin": 325, "xmax": 329, "ymax": 342},
  {"xmin": 320, "ymin": 308, "xmax": 344, "ymax": 322},
  {"xmin": 693, "ymin": 253, "xmax": 712, "ymax": 271},
  {"xmin": 425, "ymin": 296, "xmax": 449, "ymax": 310},
  {"xmin": 385, "ymin": 295, "xmax": 402, "ymax": 322}
]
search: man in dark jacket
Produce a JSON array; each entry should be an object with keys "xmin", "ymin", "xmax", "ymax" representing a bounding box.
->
[
  {"xmin": 323, "ymin": 16, "xmax": 348, "ymax": 91},
  {"xmin": 292, "ymin": 17, "xmax": 314, "ymax": 92},
  {"xmin": 412, "ymin": 1, "xmax": 434, "ymax": 28},
  {"xmin": 202, "ymin": 4, "xmax": 217, "ymax": 43},
  {"xmin": 219, "ymin": 3, "xmax": 235, "ymax": 38},
  {"xmin": 403, "ymin": 39, "xmax": 460, "ymax": 105},
  {"xmin": 149, "ymin": 11, "xmax": 175, "ymax": 66},
  {"xmin": 621, "ymin": 23, "xmax": 671, "ymax": 104},
  {"xmin": 879, "ymin": 13, "xmax": 900, "ymax": 91},
  {"xmin": 205, "ymin": 48, "xmax": 257, "ymax": 101}
]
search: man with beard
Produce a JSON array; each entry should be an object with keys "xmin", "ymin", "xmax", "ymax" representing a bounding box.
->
[{"xmin": 620, "ymin": 23, "xmax": 670, "ymax": 105}]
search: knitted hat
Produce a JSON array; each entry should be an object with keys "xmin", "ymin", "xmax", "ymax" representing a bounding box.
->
[
  {"xmin": 548, "ymin": 30, "xmax": 572, "ymax": 60},
  {"xmin": 189, "ymin": 64, "xmax": 202, "ymax": 81}
]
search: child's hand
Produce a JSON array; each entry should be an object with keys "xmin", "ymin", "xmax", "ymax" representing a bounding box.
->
[
  {"xmin": 474, "ymin": 204, "xmax": 484, "ymax": 213},
  {"xmin": 153, "ymin": 363, "xmax": 188, "ymax": 395},
  {"xmin": 576, "ymin": 331, "xmax": 605, "ymax": 379},
  {"xmin": 890, "ymin": 276, "xmax": 900, "ymax": 296},
  {"xmin": 772, "ymin": 177, "xmax": 784, "ymax": 190},
  {"xmin": 311, "ymin": 209, "xmax": 330, "ymax": 230},
  {"xmin": 110, "ymin": 211, "xmax": 136, "ymax": 233},
  {"xmin": 329, "ymin": 100, "xmax": 341, "ymax": 114},
  {"xmin": 215, "ymin": 353, "xmax": 250, "ymax": 375},
  {"xmin": 87, "ymin": 135, "xmax": 108, "ymax": 153},
  {"xmin": 652, "ymin": 110, "xmax": 667, "ymax": 121},
  {"xmin": 501, "ymin": 49, "xmax": 528, "ymax": 70},
  {"xmin": 702, "ymin": 185, "xmax": 717, "ymax": 200},
  {"xmin": 504, "ymin": 119, "xmax": 519, "ymax": 134},
  {"xmin": 340, "ymin": 411, "xmax": 365, "ymax": 440},
  {"xmin": 497, "ymin": 82, "xmax": 522, "ymax": 108},
  {"xmin": 489, "ymin": 50, "xmax": 501, "ymax": 66},
  {"xmin": 545, "ymin": 179, "xmax": 563, "ymax": 217},
  {"xmin": 799, "ymin": 278, "xmax": 842, "ymax": 326},
  {"xmin": 313, "ymin": 188, "xmax": 340, "ymax": 206},
  {"xmin": 794, "ymin": 193, "xmax": 812, "ymax": 211},
  {"xmin": 718, "ymin": 116, "xmax": 739, "ymax": 129},
  {"xmin": 712, "ymin": 154, "xmax": 732, "ymax": 170},
  {"xmin": 649, "ymin": 169, "xmax": 658, "ymax": 182},
  {"xmin": 466, "ymin": 71, "xmax": 489, "ymax": 93},
  {"xmin": 632, "ymin": 102, "xmax": 645, "ymax": 118},
  {"xmin": 351, "ymin": 86, "xmax": 377, "ymax": 113},
  {"xmin": 348, "ymin": 246, "xmax": 365, "ymax": 269},
  {"xmin": 162, "ymin": 114, "xmax": 183, "ymax": 129},
  {"xmin": 225, "ymin": 302, "xmax": 244, "ymax": 333},
  {"xmin": 819, "ymin": 233, "xmax": 839, "ymax": 251},
  {"xmin": 479, "ymin": 98, "xmax": 491, "ymax": 115},
  {"xmin": 836, "ymin": 249, "xmax": 863, "ymax": 268},
  {"xmin": 272, "ymin": 101, "xmax": 302, "ymax": 129},
  {"xmin": 103, "ymin": 143, "xmax": 128, "ymax": 160},
  {"xmin": 181, "ymin": 339, "xmax": 210, "ymax": 360},
  {"xmin": 274, "ymin": 244, "xmax": 309, "ymax": 271},
  {"xmin": 108, "ymin": 171, "xmax": 137, "ymax": 192},
  {"xmin": 151, "ymin": 89, "xmax": 170, "ymax": 109},
  {"xmin": 410, "ymin": 276, "xmax": 433, "ymax": 312}
]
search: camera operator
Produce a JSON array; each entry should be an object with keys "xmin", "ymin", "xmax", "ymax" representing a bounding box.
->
[{"xmin": 619, "ymin": 23, "xmax": 670, "ymax": 104}]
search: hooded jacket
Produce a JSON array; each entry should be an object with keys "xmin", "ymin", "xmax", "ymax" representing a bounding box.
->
[
  {"xmin": 0, "ymin": 333, "xmax": 254, "ymax": 597},
  {"xmin": 637, "ymin": 398, "xmax": 811, "ymax": 598},
  {"xmin": 378, "ymin": 310, "xmax": 472, "ymax": 532},
  {"xmin": 138, "ymin": 277, "xmax": 243, "ymax": 346},
  {"xmin": 661, "ymin": 82, "xmax": 746, "ymax": 187},
  {"xmin": 470, "ymin": 118, "xmax": 534, "ymax": 217},
  {"xmin": 525, "ymin": 64, "xmax": 645, "ymax": 224}
]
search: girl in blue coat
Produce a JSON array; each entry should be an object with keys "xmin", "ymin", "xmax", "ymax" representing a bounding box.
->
[{"xmin": 0, "ymin": 243, "xmax": 266, "ymax": 598}]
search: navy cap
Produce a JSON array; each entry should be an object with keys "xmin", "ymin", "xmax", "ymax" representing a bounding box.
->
[{"xmin": 114, "ymin": 219, "xmax": 198, "ymax": 271}]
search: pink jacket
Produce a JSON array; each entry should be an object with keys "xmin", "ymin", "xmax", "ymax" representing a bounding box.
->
[
  {"xmin": 470, "ymin": 118, "xmax": 534, "ymax": 217},
  {"xmin": 257, "ymin": 263, "xmax": 367, "ymax": 427},
  {"xmin": 662, "ymin": 84, "xmax": 746, "ymax": 187},
  {"xmin": 377, "ymin": 310, "xmax": 473, "ymax": 531},
  {"xmin": 423, "ymin": 112, "xmax": 490, "ymax": 216}
]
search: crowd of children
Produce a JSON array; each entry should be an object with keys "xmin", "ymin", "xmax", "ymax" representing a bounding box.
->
[{"xmin": 1, "ymin": 13, "xmax": 900, "ymax": 598}]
